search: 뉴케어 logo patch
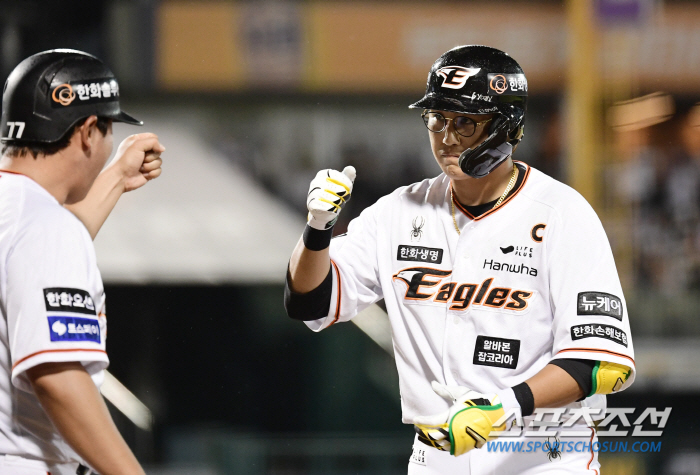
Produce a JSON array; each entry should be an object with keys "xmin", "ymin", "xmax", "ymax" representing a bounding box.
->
[{"xmin": 577, "ymin": 292, "xmax": 623, "ymax": 321}]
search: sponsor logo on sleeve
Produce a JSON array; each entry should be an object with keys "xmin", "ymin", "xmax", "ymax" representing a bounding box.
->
[
  {"xmin": 43, "ymin": 288, "xmax": 96, "ymax": 315},
  {"xmin": 487, "ymin": 73, "xmax": 528, "ymax": 96},
  {"xmin": 47, "ymin": 316, "xmax": 101, "ymax": 343},
  {"xmin": 577, "ymin": 292, "xmax": 623, "ymax": 321},
  {"xmin": 397, "ymin": 245, "xmax": 443, "ymax": 264},
  {"xmin": 473, "ymin": 335, "xmax": 520, "ymax": 369},
  {"xmin": 570, "ymin": 324, "xmax": 628, "ymax": 347}
]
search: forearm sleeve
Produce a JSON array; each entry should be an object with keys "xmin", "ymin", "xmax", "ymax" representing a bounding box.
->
[
  {"xmin": 284, "ymin": 265, "xmax": 333, "ymax": 321},
  {"xmin": 549, "ymin": 358, "xmax": 596, "ymax": 400}
]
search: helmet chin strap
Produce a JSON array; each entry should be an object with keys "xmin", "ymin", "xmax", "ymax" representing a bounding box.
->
[{"xmin": 458, "ymin": 116, "xmax": 520, "ymax": 178}]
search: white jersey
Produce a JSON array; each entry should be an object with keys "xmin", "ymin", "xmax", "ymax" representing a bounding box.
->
[
  {"xmin": 0, "ymin": 171, "xmax": 108, "ymax": 466},
  {"xmin": 306, "ymin": 162, "xmax": 635, "ymax": 423}
]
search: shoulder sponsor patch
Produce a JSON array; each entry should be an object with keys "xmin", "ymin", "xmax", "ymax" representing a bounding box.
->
[
  {"xmin": 44, "ymin": 288, "xmax": 96, "ymax": 315},
  {"xmin": 571, "ymin": 324, "xmax": 627, "ymax": 347},
  {"xmin": 473, "ymin": 335, "xmax": 520, "ymax": 369},
  {"xmin": 577, "ymin": 292, "xmax": 623, "ymax": 321},
  {"xmin": 48, "ymin": 316, "xmax": 101, "ymax": 343},
  {"xmin": 397, "ymin": 245, "xmax": 443, "ymax": 264}
]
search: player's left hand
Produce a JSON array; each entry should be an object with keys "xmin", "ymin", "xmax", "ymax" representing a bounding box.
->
[
  {"xmin": 413, "ymin": 381, "xmax": 506, "ymax": 456},
  {"xmin": 107, "ymin": 133, "xmax": 165, "ymax": 192}
]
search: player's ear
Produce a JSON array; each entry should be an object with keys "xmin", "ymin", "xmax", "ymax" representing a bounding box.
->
[{"xmin": 78, "ymin": 116, "xmax": 99, "ymax": 153}]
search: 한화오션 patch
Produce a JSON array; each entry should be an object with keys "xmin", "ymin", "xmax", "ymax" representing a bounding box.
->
[{"xmin": 43, "ymin": 288, "xmax": 96, "ymax": 315}]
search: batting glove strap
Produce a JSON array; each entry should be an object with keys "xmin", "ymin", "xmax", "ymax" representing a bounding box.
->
[{"xmin": 414, "ymin": 423, "xmax": 451, "ymax": 451}]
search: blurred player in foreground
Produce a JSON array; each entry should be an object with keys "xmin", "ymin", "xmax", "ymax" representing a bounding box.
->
[
  {"xmin": 285, "ymin": 45, "xmax": 635, "ymax": 474},
  {"xmin": 0, "ymin": 50, "xmax": 163, "ymax": 475}
]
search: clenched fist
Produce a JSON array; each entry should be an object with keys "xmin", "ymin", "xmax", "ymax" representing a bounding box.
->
[{"xmin": 306, "ymin": 166, "xmax": 356, "ymax": 231}]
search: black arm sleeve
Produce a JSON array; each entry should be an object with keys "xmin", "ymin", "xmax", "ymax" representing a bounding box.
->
[
  {"xmin": 549, "ymin": 358, "xmax": 596, "ymax": 400},
  {"xmin": 284, "ymin": 265, "xmax": 333, "ymax": 321}
]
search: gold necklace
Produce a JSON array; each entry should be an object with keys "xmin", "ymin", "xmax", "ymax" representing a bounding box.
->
[{"xmin": 451, "ymin": 164, "xmax": 518, "ymax": 235}]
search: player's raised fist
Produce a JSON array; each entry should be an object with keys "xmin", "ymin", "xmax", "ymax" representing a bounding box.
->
[
  {"xmin": 413, "ymin": 381, "xmax": 506, "ymax": 456},
  {"xmin": 306, "ymin": 166, "xmax": 356, "ymax": 230},
  {"xmin": 107, "ymin": 132, "xmax": 165, "ymax": 192}
]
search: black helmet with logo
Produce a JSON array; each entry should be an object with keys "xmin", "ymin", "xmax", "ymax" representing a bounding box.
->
[
  {"xmin": 1, "ymin": 49, "xmax": 141, "ymax": 144},
  {"xmin": 409, "ymin": 45, "xmax": 527, "ymax": 178}
]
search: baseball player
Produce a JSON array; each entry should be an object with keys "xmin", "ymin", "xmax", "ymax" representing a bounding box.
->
[
  {"xmin": 0, "ymin": 50, "xmax": 163, "ymax": 474},
  {"xmin": 285, "ymin": 46, "xmax": 635, "ymax": 474}
]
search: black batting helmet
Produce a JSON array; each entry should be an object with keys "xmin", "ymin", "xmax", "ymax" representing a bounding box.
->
[
  {"xmin": 410, "ymin": 45, "xmax": 527, "ymax": 178},
  {"xmin": 1, "ymin": 49, "xmax": 141, "ymax": 144}
]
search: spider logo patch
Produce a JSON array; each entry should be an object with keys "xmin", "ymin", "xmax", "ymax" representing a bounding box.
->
[{"xmin": 411, "ymin": 216, "xmax": 425, "ymax": 242}]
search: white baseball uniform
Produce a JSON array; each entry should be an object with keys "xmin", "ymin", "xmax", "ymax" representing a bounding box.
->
[
  {"xmin": 0, "ymin": 171, "xmax": 108, "ymax": 474},
  {"xmin": 304, "ymin": 162, "xmax": 635, "ymax": 473}
]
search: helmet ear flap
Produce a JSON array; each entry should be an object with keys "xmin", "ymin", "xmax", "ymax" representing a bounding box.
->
[
  {"xmin": 508, "ymin": 119, "xmax": 525, "ymax": 144},
  {"xmin": 459, "ymin": 117, "xmax": 513, "ymax": 178},
  {"xmin": 488, "ymin": 115, "xmax": 507, "ymax": 135}
]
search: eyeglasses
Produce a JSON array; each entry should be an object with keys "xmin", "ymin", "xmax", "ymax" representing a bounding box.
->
[{"xmin": 421, "ymin": 111, "xmax": 493, "ymax": 137}]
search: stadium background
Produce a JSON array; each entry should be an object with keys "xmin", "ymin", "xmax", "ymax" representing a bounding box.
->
[{"xmin": 1, "ymin": 0, "xmax": 699, "ymax": 473}]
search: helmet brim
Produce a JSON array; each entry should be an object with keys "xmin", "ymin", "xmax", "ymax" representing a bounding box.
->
[
  {"xmin": 409, "ymin": 94, "xmax": 492, "ymax": 116},
  {"xmin": 109, "ymin": 110, "xmax": 143, "ymax": 126}
]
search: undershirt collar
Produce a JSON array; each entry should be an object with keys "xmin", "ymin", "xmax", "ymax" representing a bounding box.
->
[{"xmin": 461, "ymin": 162, "xmax": 526, "ymax": 218}]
